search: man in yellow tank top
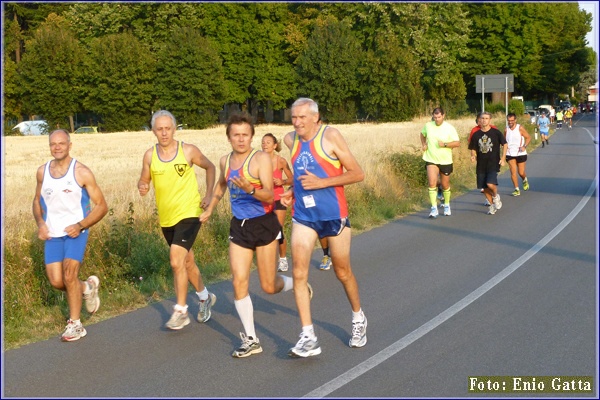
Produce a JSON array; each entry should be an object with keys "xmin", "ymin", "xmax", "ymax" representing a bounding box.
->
[{"xmin": 138, "ymin": 110, "xmax": 217, "ymax": 330}]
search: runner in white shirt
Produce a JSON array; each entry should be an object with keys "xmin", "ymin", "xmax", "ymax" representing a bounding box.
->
[{"xmin": 505, "ymin": 113, "xmax": 531, "ymax": 196}]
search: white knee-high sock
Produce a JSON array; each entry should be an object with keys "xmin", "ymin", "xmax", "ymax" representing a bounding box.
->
[{"xmin": 234, "ymin": 295, "xmax": 256, "ymax": 339}]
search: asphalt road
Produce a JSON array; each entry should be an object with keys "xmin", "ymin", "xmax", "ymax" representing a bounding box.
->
[{"xmin": 3, "ymin": 113, "xmax": 597, "ymax": 398}]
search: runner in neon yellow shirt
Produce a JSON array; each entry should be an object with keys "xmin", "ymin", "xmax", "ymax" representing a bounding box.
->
[{"xmin": 420, "ymin": 107, "xmax": 460, "ymax": 218}]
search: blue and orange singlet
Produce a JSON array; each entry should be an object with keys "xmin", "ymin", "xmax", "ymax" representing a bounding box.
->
[
  {"xmin": 290, "ymin": 125, "xmax": 348, "ymax": 222},
  {"xmin": 225, "ymin": 149, "xmax": 274, "ymax": 219}
]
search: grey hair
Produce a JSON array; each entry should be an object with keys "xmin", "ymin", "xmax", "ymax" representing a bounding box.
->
[
  {"xmin": 49, "ymin": 129, "xmax": 70, "ymax": 142},
  {"xmin": 151, "ymin": 110, "xmax": 177, "ymax": 129},
  {"xmin": 481, "ymin": 111, "xmax": 492, "ymax": 118},
  {"xmin": 291, "ymin": 97, "xmax": 319, "ymax": 115}
]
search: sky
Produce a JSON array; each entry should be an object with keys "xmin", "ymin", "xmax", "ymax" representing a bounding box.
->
[{"xmin": 579, "ymin": 1, "xmax": 598, "ymax": 55}]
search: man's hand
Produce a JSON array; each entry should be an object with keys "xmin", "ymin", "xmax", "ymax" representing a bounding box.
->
[
  {"xmin": 37, "ymin": 223, "xmax": 50, "ymax": 240},
  {"xmin": 280, "ymin": 189, "xmax": 294, "ymax": 208},
  {"xmin": 200, "ymin": 194, "xmax": 211, "ymax": 209},
  {"xmin": 138, "ymin": 182, "xmax": 150, "ymax": 196},
  {"xmin": 65, "ymin": 223, "xmax": 83, "ymax": 238},
  {"xmin": 230, "ymin": 176, "xmax": 253, "ymax": 194},
  {"xmin": 298, "ymin": 170, "xmax": 323, "ymax": 190},
  {"xmin": 199, "ymin": 209, "xmax": 212, "ymax": 223}
]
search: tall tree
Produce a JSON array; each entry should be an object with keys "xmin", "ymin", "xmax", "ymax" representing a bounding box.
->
[
  {"xmin": 296, "ymin": 17, "xmax": 363, "ymax": 122},
  {"xmin": 3, "ymin": 58, "xmax": 21, "ymax": 130},
  {"xmin": 154, "ymin": 27, "xmax": 227, "ymax": 128},
  {"xmin": 537, "ymin": 4, "xmax": 593, "ymax": 97},
  {"xmin": 83, "ymin": 32, "xmax": 156, "ymax": 131},
  {"xmin": 18, "ymin": 14, "xmax": 84, "ymax": 130},
  {"xmin": 410, "ymin": 3, "xmax": 470, "ymax": 107},
  {"xmin": 575, "ymin": 50, "xmax": 598, "ymax": 102},
  {"xmin": 65, "ymin": 3, "xmax": 203, "ymax": 52},
  {"xmin": 293, "ymin": 3, "xmax": 469, "ymax": 112},
  {"xmin": 3, "ymin": 17, "xmax": 24, "ymax": 127},
  {"xmin": 463, "ymin": 3, "xmax": 593, "ymax": 101},
  {"xmin": 360, "ymin": 33, "xmax": 423, "ymax": 121},
  {"xmin": 195, "ymin": 3, "xmax": 297, "ymax": 116},
  {"xmin": 4, "ymin": 3, "xmax": 72, "ymax": 68}
]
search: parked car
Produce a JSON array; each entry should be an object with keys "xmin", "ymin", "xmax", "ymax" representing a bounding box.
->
[
  {"xmin": 526, "ymin": 110, "xmax": 539, "ymax": 124},
  {"xmin": 537, "ymin": 105, "xmax": 553, "ymax": 116},
  {"xmin": 11, "ymin": 120, "xmax": 49, "ymax": 136},
  {"xmin": 73, "ymin": 126, "xmax": 99, "ymax": 134}
]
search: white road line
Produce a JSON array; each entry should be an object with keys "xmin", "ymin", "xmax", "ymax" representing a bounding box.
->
[
  {"xmin": 582, "ymin": 127, "xmax": 599, "ymax": 142},
  {"xmin": 304, "ymin": 170, "xmax": 598, "ymax": 399}
]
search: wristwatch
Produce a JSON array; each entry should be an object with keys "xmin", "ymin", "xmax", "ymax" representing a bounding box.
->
[
  {"xmin": 444, "ymin": 142, "xmax": 447, "ymax": 147},
  {"xmin": 248, "ymin": 188, "xmax": 255, "ymax": 195}
]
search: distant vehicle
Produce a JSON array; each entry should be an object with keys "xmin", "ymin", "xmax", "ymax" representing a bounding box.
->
[
  {"xmin": 176, "ymin": 124, "xmax": 188, "ymax": 130},
  {"xmin": 526, "ymin": 110, "xmax": 539, "ymax": 124},
  {"xmin": 559, "ymin": 101, "xmax": 572, "ymax": 111},
  {"xmin": 537, "ymin": 105, "xmax": 553, "ymax": 115},
  {"xmin": 73, "ymin": 126, "xmax": 99, "ymax": 134},
  {"xmin": 11, "ymin": 120, "xmax": 49, "ymax": 136}
]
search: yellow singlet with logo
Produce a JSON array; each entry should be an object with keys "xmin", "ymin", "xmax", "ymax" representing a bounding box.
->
[{"xmin": 150, "ymin": 141, "xmax": 201, "ymax": 227}]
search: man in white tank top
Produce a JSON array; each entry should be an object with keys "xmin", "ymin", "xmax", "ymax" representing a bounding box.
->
[
  {"xmin": 505, "ymin": 113, "xmax": 531, "ymax": 196},
  {"xmin": 33, "ymin": 129, "xmax": 108, "ymax": 342}
]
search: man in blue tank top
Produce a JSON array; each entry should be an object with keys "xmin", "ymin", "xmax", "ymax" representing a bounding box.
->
[
  {"xmin": 201, "ymin": 112, "xmax": 300, "ymax": 358},
  {"xmin": 282, "ymin": 97, "xmax": 368, "ymax": 357}
]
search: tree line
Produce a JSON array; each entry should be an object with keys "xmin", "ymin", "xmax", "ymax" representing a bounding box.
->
[{"xmin": 3, "ymin": 2, "xmax": 596, "ymax": 133}]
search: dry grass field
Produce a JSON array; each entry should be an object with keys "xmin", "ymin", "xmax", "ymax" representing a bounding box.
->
[
  {"xmin": 3, "ymin": 116, "xmax": 496, "ymax": 349},
  {"xmin": 3, "ymin": 116, "xmax": 478, "ymax": 232}
]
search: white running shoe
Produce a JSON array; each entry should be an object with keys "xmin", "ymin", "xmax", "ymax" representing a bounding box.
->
[
  {"xmin": 198, "ymin": 292, "xmax": 216, "ymax": 323},
  {"xmin": 319, "ymin": 255, "xmax": 331, "ymax": 271},
  {"xmin": 429, "ymin": 206, "xmax": 439, "ymax": 218},
  {"xmin": 288, "ymin": 334, "xmax": 321, "ymax": 358},
  {"xmin": 83, "ymin": 276, "xmax": 100, "ymax": 314},
  {"xmin": 443, "ymin": 204, "xmax": 451, "ymax": 216},
  {"xmin": 232, "ymin": 333, "xmax": 262, "ymax": 358},
  {"xmin": 349, "ymin": 315, "xmax": 368, "ymax": 348},
  {"xmin": 493, "ymin": 194, "xmax": 502, "ymax": 210},
  {"xmin": 166, "ymin": 309, "xmax": 190, "ymax": 330},
  {"xmin": 61, "ymin": 319, "xmax": 87, "ymax": 342},
  {"xmin": 277, "ymin": 258, "xmax": 289, "ymax": 272}
]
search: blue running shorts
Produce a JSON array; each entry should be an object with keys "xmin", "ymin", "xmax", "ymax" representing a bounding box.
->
[{"xmin": 44, "ymin": 230, "xmax": 89, "ymax": 264}]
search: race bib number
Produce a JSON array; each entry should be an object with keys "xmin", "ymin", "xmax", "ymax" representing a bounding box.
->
[{"xmin": 302, "ymin": 195, "xmax": 316, "ymax": 208}]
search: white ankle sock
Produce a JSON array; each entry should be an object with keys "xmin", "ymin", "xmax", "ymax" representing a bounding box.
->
[
  {"xmin": 302, "ymin": 325, "xmax": 315, "ymax": 338},
  {"xmin": 174, "ymin": 304, "xmax": 188, "ymax": 313},
  {"xmin": 352, "ymin": 309, "xmax": 365, "ymax": 323},
  {"xmin": 196, "ymin": 287, "xmax": 208, "ymax": 301}
]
